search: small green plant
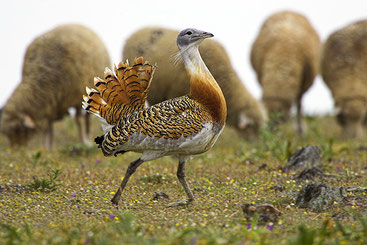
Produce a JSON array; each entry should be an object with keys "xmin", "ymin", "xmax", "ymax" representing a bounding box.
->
[
  {"xmin": 320, "ymin": 138, "xmax": 336, "ymax": 160},
  {"xmin": 30, "ymin": 151, "xmax": 42, "ymax": 165},
  {"xmin": 257, "ymin": 122, "xmax": 293, "ymax": 161},
  {"xmin": 27, "ymin": 168, "xmax": 61, "ymax": 192},
  {"xmin": 29, "ymin": 151, "xmax": 51, "ymax": 166}
]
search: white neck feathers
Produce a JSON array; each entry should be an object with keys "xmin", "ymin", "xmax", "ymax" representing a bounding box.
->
[{"xmin": 180, "ymin": 44, "xmax": 212, "ymax": 77}]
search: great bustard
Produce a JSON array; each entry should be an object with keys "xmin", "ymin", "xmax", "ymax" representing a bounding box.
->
[{"xmin": 83, "ymin": 28, "xmax": 227, "ymax": 207}]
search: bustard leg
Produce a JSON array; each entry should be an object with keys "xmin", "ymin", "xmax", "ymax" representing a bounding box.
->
[
  {"xmin": 111, "ymin": 158, "xmax": 144, "ymax": 206},
  {"xmin": 166, "ymin": 159, "xmax": 194, "ymax": 207}
]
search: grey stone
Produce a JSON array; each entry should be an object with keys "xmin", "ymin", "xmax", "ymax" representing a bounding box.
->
[
  {"xmin": 298, "ymin": 167, "xmax": 324, "ymax": 180},
  {"xmin": 285, "ymin": 145, "xmax": 321, "ymax": 172},
  {"xmin": 296, "ymin": 182, "xmax": 347, "ymax": 212}
]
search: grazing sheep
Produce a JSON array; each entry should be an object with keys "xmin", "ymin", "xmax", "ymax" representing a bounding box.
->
[
  {"xmin": 321, "ymin": 20, "xmax": 367, "ymax": 138},
  {"xmin": 0, "ymin": 24, "xmax": 110, "ymax": 149},
  {"xmin": 123, "ymin": 27, "xmax": 266, "ymax": 139},
  {"xmin": 251, "ymin": 11, "xmax": 321, "ymax": 134}
]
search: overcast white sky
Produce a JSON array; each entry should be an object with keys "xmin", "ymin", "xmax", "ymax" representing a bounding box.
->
[{"xmin": 1, "ymin": 0, "xmax": 366, "ymax": 114}]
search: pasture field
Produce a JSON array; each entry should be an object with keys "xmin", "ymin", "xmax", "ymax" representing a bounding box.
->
[{"xmin": 0, "ymin": 115, "xmax": 366, "ymax": 244}]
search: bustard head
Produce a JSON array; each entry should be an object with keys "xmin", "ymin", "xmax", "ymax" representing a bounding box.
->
[{"xmin": 177, "ymin": 28, "xmax": 214, "ymax": 51}]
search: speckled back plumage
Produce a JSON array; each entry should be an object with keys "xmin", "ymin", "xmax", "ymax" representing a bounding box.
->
[{"xmin": 102, "ymin": 95, "xmax": 214, "ymax": 156}]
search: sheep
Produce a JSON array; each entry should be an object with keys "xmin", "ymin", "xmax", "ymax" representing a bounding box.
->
[
  {"xmin": 0, "ymin": 24, "xmax": 110, "ymax": 149},
  {"xmin": 320, "ymin": 20, "xmax": 367, "ymax": 138},
  {"xmin": 250, "ymin": 11, "xmax": 321, "ymax": 134},
  {"xmin": 123, "ymin": 27, "xmax": 266, "ymax": 139}
]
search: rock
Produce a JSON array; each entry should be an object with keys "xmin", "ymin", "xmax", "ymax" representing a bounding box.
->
[
  {"xmin": 284, "ymin": 145, "xmax": 321, "ymax": 172},
  {"xmin": 152, "ymin": 191, "xmax": 169, "ymax": 201},
  {"xmin": 295, "ymin": 182, "xmax": 347, "ymax": 212},
  {"xmin": 298, "ymin": 167, "xmax": 324, "ymax": 180},
  {"xmin": 241, "ymin": 203, "xmax": 281, "ymax": 225}
]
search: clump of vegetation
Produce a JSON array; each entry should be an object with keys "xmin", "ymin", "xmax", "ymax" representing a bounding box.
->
[
  {"xmin": 27, "ymin": 168, "xmax": 61, "ymax": 192},
  {"xmin": 257, "ymin": 121, "xmax": 293, "ymax": 161}
]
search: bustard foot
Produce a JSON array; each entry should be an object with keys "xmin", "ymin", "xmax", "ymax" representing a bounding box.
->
[
  {"xmin": 165, "ymin": 199, "xmax": 193, "ymax": 208},
  {"xmin": 111, "ymin": 193, "xmax": 121, "ymax": 206}
]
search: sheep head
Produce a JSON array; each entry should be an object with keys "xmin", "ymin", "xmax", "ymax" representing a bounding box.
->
[
  {"xmin": 0, "ymin": 110, "xmax": 36, "ymax": 146},
  {"xmin": 336, "ymin": 99, "xmax": 366, "ymax": 138},
  {"xmin": 236, "ymin": 112, "xmax": 260, "ymax": 141},
  {"xmin": 262, "ymin": 98, "xmax": 292, "ymax": 123}
]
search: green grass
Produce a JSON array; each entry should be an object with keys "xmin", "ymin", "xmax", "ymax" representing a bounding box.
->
[
  {"xmin": 0, "ymin": 115, "xmax": 366, "ymax": 244},
  {"xmin": 27, "ymin": 168, "xmax": 61, "ymax": 193}
]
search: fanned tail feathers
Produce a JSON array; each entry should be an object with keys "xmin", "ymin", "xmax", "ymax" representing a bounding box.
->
[{"xmin": 82, "ymin": 57, "xmax": 155, "ymax": 127}]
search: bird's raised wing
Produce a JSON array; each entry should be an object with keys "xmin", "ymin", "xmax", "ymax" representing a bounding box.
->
[{"xmin": 82, "ymin": 57, "xmax": 155, "ymax": 125}]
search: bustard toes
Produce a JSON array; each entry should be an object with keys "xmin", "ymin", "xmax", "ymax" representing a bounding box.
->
[{"xmin": 111, "ymin": 158, "xmax": 144, "ymax": 206}]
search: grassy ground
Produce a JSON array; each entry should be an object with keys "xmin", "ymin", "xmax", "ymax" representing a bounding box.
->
[{"xmin": 0, "ymin": 115, "xmax": 366, "ymax": 244}]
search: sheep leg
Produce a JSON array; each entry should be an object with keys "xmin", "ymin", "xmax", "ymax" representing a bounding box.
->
[
  {"xmin": 75, "ymin": 106, "xmax": 90, "ymax": 145},
  {"xmin": 296, "ymin": 94, "xmax": 304, "ymax": 135},
  {"xmin": 85, "ymin": 112, "xmax": 90, "ymax": 141},
  {"xmin": 42, "ymin": 120, "xmax": 53, "ymax": 150},
  {"xmin": 344, "ymin": 120, "xmax": 363, "ymax": 138},
  {"xmin": 166, "ymin": 159, "xmax": 194, "ymax": 207},
  {"xmin": 111, "ymin": 158, "xmax": 144, "ymax": 206}
]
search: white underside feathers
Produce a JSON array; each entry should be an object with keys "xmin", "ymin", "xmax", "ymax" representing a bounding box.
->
[{"xmin": 113, "ymin": 122, "xmax": 223, "ymax": 161}]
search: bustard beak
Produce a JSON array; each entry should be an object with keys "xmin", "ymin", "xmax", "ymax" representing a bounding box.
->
[{"xmin": 201, "ymin": 31, "xmax": 214, "ymax": 39}]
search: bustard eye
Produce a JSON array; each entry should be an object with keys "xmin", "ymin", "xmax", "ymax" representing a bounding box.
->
[{"xmin": 186, "ymin": 31, "xmax": 192, "ymax": 35}]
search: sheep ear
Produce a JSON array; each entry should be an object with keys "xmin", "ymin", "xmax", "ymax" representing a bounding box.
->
[
  {"xmin": 23, "ymin": 115, "xmax": 36, "ymax": 128},
  {"xmin": 238, "ymin": 113, "xmax": 249, "ymax": 129}
]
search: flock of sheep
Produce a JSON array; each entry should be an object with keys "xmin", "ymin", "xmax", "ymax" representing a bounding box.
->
[{"xmin": 1, "ymin": 10, "xmax": 366, "ymax": 149}]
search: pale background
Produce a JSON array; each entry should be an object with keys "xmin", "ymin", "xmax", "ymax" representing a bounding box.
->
[{"xmin": 1, "ymin": 0, "xmax": 366, "ymax": 114}]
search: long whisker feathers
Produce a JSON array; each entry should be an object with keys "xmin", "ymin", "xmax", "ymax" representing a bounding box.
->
[
  {"xmin": 172, "ymin": 42, "xmax": 197, "ymax": 67},
  {"xmin": 171, "ymin": 50, "xmax": 183, "ymax": 67}
]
